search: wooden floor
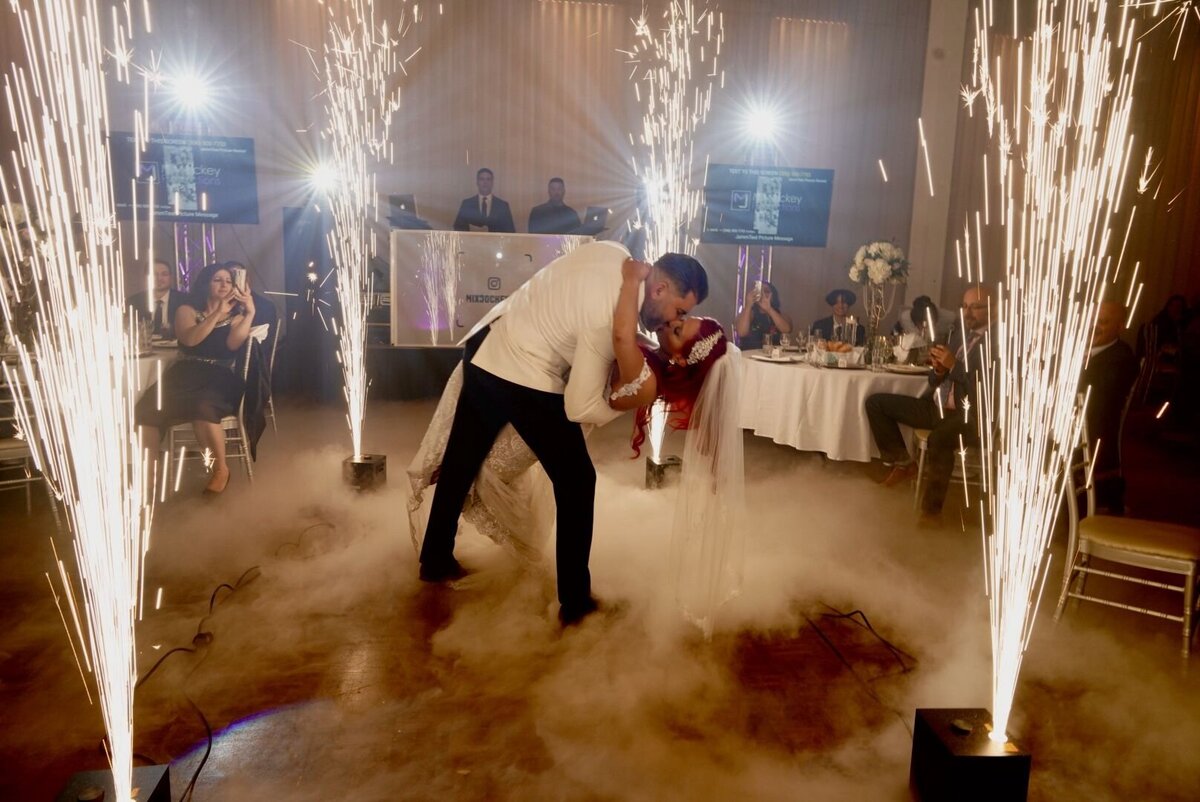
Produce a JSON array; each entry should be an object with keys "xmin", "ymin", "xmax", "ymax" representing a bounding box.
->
[{"xmin": 1, "ymin": 399, "xmax": 1197, "ymax": 801}]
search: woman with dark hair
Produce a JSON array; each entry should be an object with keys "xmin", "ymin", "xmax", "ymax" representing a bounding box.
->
[
  {"xmin": 734, "ymin": 280, "xmax": 792, "ymax": 350},
  {"xmin": 135, "ymin": 262, "xmax": 256, "ymax": 494}
]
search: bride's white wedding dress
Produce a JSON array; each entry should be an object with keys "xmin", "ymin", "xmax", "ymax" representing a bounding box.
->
[
  {"xmin": 407, "ymin": 363, "xmax": 556, "ymax": 570},
  {"xmin": 407, "ymin": 349, "xmax": 745, "ymax": 636}
]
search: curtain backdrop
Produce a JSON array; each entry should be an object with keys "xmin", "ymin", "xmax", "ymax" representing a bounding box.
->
[{"xmin": 942, "ymin": 2, "xmax": 1200, "ymax": 327}]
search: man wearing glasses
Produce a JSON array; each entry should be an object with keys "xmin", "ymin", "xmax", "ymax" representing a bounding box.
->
[{"xmin": 866, "ymin": 285, "xmax": 991, "ymax": 522}]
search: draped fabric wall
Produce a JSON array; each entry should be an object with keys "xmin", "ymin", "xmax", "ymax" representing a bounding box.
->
[
  {"xmin": 942, "ymin": 4, "xmax": 1200, "ymax": 327},
  {"xmin": 6, "ymin": 1, "xmax": 1190, "ymax": 343}
]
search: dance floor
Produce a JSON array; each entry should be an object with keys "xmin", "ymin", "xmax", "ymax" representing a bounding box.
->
[{"xmin": 1, "ymin": 400, "xmax": 1197, "ymax": 800}]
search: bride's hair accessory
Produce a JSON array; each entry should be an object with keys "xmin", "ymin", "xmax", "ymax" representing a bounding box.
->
[
  {"xmin": 686, "ymin": 330, "xmax": 723, "ymax": 366},
  {"xmin": 610, "ymin": 359, "xmax": 651, "ymax": 401}
]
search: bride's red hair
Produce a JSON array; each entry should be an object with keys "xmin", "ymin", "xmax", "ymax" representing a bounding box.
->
[{"xmin": 630, "ymin": 317, "xmax": 727, "ymax": 456}]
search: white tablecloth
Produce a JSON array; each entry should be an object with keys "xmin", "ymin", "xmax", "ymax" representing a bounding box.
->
[
  {"xmin": 739, "ymin": 355, "xmax": 929, "ymax": 462},
  {"xmin": 135, "ymin": 345, "xmax": 178, "ymax": 396}
]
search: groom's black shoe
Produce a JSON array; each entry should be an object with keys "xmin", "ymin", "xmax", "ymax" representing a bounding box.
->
[
  {"xmin": 558, "ymin": 596, "xmax": 601, "ymax": 627},
  {"xmin": 419, "ymin": 557, "xmax": 468, "ymax": 583}
]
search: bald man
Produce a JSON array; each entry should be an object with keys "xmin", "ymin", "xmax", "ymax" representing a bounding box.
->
[{"xmin": 866, "ymin": 285, "xmax": 991, "ymax": 520}]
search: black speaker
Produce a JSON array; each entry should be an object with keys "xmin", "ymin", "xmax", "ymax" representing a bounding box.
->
[{"xmin": 909, "ymin": 709, "xmax": 1030, "ymax": 802}]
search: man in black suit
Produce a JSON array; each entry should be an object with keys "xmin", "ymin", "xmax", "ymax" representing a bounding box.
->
[
  {"xmin": 866, "ymin": 285, "xmax": 991, "ymax": 520},
  {"xmin": 126, "ymin": 258, "xmax": 183, "ymax": 338},
  {"xmin": 528, "ymin": 177, "xmax": 581, "ymax": 235},
  {"xmin": 452, "ymin": 167, "xmax": 515, "ymax": 233},
  {"xmin": 1081, "ymin": 296, "xmax": 1139, "ymax": 513}
]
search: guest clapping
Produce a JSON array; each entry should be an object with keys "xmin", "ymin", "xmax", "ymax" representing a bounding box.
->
[
  {"xmin": 135, "ymin": 263, "xmax": 258, "ymax": 495},
  {"xmin": 735, "ymin": 280, "xmax": 792, "ymax": 350}
]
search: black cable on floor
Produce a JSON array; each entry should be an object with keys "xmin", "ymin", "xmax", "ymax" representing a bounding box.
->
[
  {"xmin": 817, "ymin": 602, "xmax": 917, "ymax": 673},
  {"xmin": 273, "ymin": 520, "xmax": 336, "ymax": 557},
  {"xmin": 803, "ymin": 607, "xmax": 916, "ymax": 737},
  {"xmin": 134, "ymin": 565, "xmax": 261, "ymax": 802}
]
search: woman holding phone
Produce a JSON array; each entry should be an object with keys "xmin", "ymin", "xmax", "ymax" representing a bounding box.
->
[
  {"xmin": 135, "ymin": 261, "xmax": 256, "ymax": 494},
  {"xmin": 734, "ymin": 280, "xmax": 792, "ymax": 350}
]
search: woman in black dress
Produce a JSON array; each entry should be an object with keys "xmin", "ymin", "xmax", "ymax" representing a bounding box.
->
[{"xmin": 136, "ymin": 262, "xmax": 257, "ymax": 494}]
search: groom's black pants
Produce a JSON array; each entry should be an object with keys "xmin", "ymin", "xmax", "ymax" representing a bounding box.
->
[{"xmin": 420, "ymin": 328, "xmax": 597, "ymax": 612}]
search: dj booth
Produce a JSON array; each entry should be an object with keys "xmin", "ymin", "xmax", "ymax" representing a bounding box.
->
[{"xmin": 388, "ymin": 230, "xmax": 592, "ymax": 348}]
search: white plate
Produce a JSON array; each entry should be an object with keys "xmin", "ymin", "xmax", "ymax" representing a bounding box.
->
[
  {"xmin": 885, "ymin": 364, "xmax": 928, "ymax": 375},
  {"xmin": 749, "ymin": 353, "xmax": 805, "ymax": 363}
]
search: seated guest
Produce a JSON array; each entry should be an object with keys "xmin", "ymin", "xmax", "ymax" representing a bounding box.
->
[
  {"xmin": 735, "ymin": 280, "xmax": 793, "ymax": 349},
  {"xmin": 811, "ymin": 288, "xmax": 865, "ymax": 346},
  {"xmin": 865, "ymin": 285, "xmax": 991, "ymax": 520},
  {"xmin": 1141, "ymin": 295, "xmax": 1188, "ymax": 354},
  {"xmin": 1081, "ymin": 296, "xmax": 1139, "ymax": 513},
  {"xmin": 220, "ymin": 260, "xmax": 276, "ymax": 367},
  {"xmin": 126, "ymin": 259, "xmax": 183, "ymax": 338},
  {"xmin": 452, "ymin": 167, "xmax": 516, "ymax": 233},
  {"xmin": 221, "ymin": 261, "xmax": 277, "ymax": 330},
  {"xmin": 135, "ymin": 263, "xmax": 265, "ymax": 495},
  {"xmin": 892, "ymin": 294, "xmax": 952, "ymax": 345},
  {"xmin": 528, "ymin": 177, "xmax": 581, "ymax": 235}
]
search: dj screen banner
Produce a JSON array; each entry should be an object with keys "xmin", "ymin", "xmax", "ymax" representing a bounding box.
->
[
  {"xmin": 700, "ymin": 164, "xmax": 834, "ymax": 248},
  {"xmin": 109, "ymin": 132, "xmax": 260, "ymax": 224}
]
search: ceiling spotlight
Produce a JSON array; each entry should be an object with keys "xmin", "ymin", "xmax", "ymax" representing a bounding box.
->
[
  {"xmin": 169, "ymin": 71, "xmax": 212, "ymax": 112},
  {"xmin": 742, "ymin": 101, "xmax": 782, "ymax": 145},
  {"xmin": 308, "ymin": 162, "xmax": 339, "ymax": 193}
]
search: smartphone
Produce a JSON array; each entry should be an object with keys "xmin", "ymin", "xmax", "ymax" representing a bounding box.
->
[{"xmin": 232, "ymin": 267, "xmax": 247, "ymax": 293}]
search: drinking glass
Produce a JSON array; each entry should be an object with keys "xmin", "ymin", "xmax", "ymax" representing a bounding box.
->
[
  {"xmin": 779, "ymin": 332, "xmax": 792, "ymax": 350},
  {"xmin": 870, "ymin": 335, "xmax": 888, "ymax": 372}
]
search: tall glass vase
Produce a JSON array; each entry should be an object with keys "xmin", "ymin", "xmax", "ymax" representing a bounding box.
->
[{"xmin": 863, "ymin": 282, "xmax": 886, "ymax": 364}]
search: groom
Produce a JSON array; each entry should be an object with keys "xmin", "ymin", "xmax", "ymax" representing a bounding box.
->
[{"xmin": 418, "ymin": 240, "xmax": 708, "ymax": 624}]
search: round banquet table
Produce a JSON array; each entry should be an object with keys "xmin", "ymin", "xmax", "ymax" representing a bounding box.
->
[{"xmin": 739, "ymin": 353, "xmax": 929, "ymax": 462}]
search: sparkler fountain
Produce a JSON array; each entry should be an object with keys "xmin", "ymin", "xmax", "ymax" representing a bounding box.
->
[
  {"xmin": 311, "ymin": 0, "xmax": 421, "ymax": 489},
  {"xmin": 624, "ymin": 0, "xmax": 723, "ymax": 476},
  {"xmin": 624, "ymin": 1, "xmax": 723, "ymax": 261},
  {"xmin": 0, "ymin": 1, "xmax": 164, "ymax": 800},
  {"xmin": 913, "ymin": 2, "xmax": 1143, "ymax": 798}
]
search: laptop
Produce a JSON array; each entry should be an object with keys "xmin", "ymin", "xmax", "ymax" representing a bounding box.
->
[
  {"xmin": 388, "ymin": 194, "xmax": 430, "ymax": 229},
  {"xmin": 575, "ymin": 206, "xmax": 609, "ymax": 236},
  {"xmin": 388, "ymin": 194, "xmax": 417, "ymax": 217}
]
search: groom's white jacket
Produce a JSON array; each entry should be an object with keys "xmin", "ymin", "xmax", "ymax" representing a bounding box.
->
[{"xmin": 462, "ymin": 240, "xmax": 639, "ymax": 427}]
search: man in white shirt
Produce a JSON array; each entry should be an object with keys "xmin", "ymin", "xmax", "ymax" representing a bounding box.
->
[{"xmin": 419, "ymin": 241, "xmax": 709, "ymax": 625}]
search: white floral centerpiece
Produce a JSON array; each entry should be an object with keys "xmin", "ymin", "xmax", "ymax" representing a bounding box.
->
[
  {"xmin": 849, "ymin": 241, "xmax": 909, "ymax": 364},
  {"xmin": 849, "ymin": 241, "xmax": 909, "ymax": 285}
]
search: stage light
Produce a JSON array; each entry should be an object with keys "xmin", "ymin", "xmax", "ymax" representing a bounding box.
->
[
  {"xmin": 741, "ymin": 101, "xmax": 781, "ymax": 144},
  {"xmin": 168, "ymin": 71, "xmax": 211, "ymax": 111},
  {"xmin": 308, "ymin": 162, "xmax": 339, "ymax": 194}
]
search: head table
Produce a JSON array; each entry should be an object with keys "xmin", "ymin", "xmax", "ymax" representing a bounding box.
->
[{"xmin": 739, "ymin": 351, "xmax": 929, "ymax": 462}]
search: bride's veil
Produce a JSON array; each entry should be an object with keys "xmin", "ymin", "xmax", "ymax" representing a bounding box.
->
[{"xmin": 669, "ymin": 345, "xmax": 745, "ymax": 638}]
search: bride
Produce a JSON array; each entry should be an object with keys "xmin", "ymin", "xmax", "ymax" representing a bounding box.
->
[{"xmin": 407, "ymin": 259, "xmax": 744, "ymax": 635}]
